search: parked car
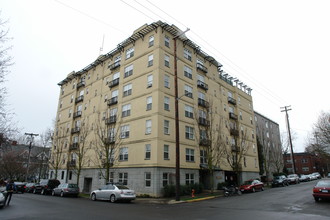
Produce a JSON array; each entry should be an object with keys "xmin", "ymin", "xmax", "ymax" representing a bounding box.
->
[
  {"xmin": 312, "ymin": 172, "xmax": 321, "ymax": 179},
  {"xmin": 25, "ymin": 183, "xmax": 38, "ymax": 193},
  {"xmin": 0, "ymin": 192, "xmax": 6, "ymax": 208},
  {"xmin": 309, "ymin": 173, "xmax": 318, "ymax": 180},
  {"xmin": 52, "ymin": 183, "xmax": 79, "ymax": 197},
  {"xmin": 90, "ymin": 183, "xmax": 136, "ymax": 203},
  {"xmin": 327, "ymin": 173, "xmax": 330, "ymax": 178},
  {"xmin": 299, "ymin": 174, "xmax": 310, "ymax": 182},
  {"xmin": 239, "ymin": 179, "xmax": 264, "ymax": 193},
  {"xmin": 272, "ymin": 175, "xmax": 289, "ymax": 187},
  {"xmin": 33, "ymin": 179, "xmax": 60, "ymax": 195},
  {"xmin": 14, "ymin": 182, "xmax": 26, "ymax": 194},
  {"xmin": 313, "ymin": 180, "xmax": 330, "ymax": 202},
  {"xmin": 287, "ymin": 174, "xmax": 300, "ymax": 184}
]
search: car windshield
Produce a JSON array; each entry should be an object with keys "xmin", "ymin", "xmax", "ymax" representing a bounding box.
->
[
  {"xmin": 316, "ymin": 181, "xmax": 330, "ymax": 187},
  {"xmin": 274, "ymin": 176, "xmax": 282, "ymax": 179},
  {"xmin": 288, "ymin": 175, "xmax": 295, "ymax": 178},
  {"xmin": 68, "ymin": 184, "xmax": 78, "ymax": 188},
  {"xmin": 243, "ymin": 181, "xmax": 253, "ymax": 185},
  {"xmin": 116, "ymin": 185, "xmax": 129, "ymax": 190}
]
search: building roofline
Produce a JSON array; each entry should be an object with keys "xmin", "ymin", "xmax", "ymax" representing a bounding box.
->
[{"xmin": 254, "ymin": 111, "xmax": 279, "ymax": 126}]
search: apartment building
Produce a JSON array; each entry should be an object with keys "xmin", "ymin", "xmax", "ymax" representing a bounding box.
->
[
  {"xmin": 254, "ymin": 112, "xmax": 283, "ymax": 179},
  {"xmin": 51, "ymin": 21, "xmax": 259, "ymax": 196},
  {"xmin": 283, "ymin": 152, "xmax": 326, "ymax": 175}
]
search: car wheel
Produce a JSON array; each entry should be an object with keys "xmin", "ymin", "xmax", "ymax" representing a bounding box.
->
[
  {"xmin": 314, "ymin": 197, "xmax": 320, "ymax": 202},
  {"xmin": 110, "ymin": 194, "xmax": 116, "ymax": 203},
  {"xmin": 60, "ymin": 192, "xmax": 64, "ymax": 197},
  {"xmin": 33, "ymin": 189, "xmax": 37, "ymax": 194},
  {"xmin": 261, "ymin": 187, "xmax": 264, "ymax": 191},
  {"xmin": 52, "ymin": 190, "xmax": 55, "ymax": 196},
  {"xmin": 41, "ymin": 189, "xmax": 45, "ymax": 195},
  {"xmin": 91, "ymin": 193, "xmax": 97, "ymax": 201},
  {"xmin": 252, "ymin": 187, "xmax": 256, "ymax": 193}
]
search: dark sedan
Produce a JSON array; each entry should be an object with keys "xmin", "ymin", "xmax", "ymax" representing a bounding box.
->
[
  {"xmin": 272, "ymin": 175, "xmax": 289, "ymax": 187},
  {"xmin": 14, "ymin": 182, "xmax": 26, "ymax": 194}
]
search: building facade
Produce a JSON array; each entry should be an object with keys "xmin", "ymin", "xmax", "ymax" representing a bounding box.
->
[
  {"xmin": 51, "ymin": 21, "xmax": 259, "ymax": 196},
  {"xmin": 283, "ymin": 153, "xmax": 325, "ymax": 175},
  {"xmin": 254, "ymin": 112, "xmax": 283, "ymax": 179}
]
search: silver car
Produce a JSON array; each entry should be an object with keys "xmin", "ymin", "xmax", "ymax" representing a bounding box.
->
[{"xmin": 90, "ymin": 184, "xmax": 136, "ymax": 203}]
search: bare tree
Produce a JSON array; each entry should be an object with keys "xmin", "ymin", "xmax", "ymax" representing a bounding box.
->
[
  {"xmin": 37, "ymin": 128, "xmax": 52, "ymax": 181},
  {"xmin": 194, "ymin": 98, "xmax": 226, "ymax": 192},
  {"xmin": 0, "ymin": 150, "xmax": 26, "ymax": 180},
  {"xmin": 49, "ymin": 128, "xmax": 67, "ymax": 179},
  {"xmin": 93, "ymin": 110, "xmax": 122, "ymax": 183}
]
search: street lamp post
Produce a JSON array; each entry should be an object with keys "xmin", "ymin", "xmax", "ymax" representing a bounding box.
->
[
  {"xmin": 173, "ymin": 28, "xmax": 189, "ymax": 201},
  {"xmin": 24, "ymin": 132, "xmax": 39, "ymax": 182}
]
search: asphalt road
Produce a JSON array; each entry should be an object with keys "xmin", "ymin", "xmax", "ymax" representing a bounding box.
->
[{"xmin": 0, "ymin": 180, "xmax": 329, "ymax": 220}]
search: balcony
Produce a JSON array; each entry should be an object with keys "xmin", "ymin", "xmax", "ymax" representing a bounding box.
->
[
  {"xmin": 105, "ymin": 116, "xmax": 116, "ymax": 125},
  {"xmin": 104, "ymin": 138, "xmax": 115, "ymax": 145},
  {"xmin": 73, "ymin": 111, "xmax": 82, "ymax": 118},
  {"xmin": 108, "ymin": 78, "xmax": 119, "ymax": 89},
  {"xmin": 228, "ymin": 97, "xmax": 237, "ymax": 105},
  {"xmin": 109, "ymin": 61, "xmax": 121, "ymax": 70},
  {"xmin": 77, "ymin": 81, "xmax": 86, "ymax": 89},
  {"xmin": 71, "ymin": 127, "xmax": 80, "ymax": 134},
  {"xmin": 200, "ymin": 139, "xmax": 211, "ymax": 147},
  {"xmin": 69, "ymin": 143, "xmax": 79, "ymax": 151},
  {"xmin": 197, "ymin": 80, "xmax": 208, "ymax": 91},
  {"xmin": 196, "ymin": 63, "xmax": 208, "ymax": 74},
  {"xmin": 75, "ymin": 95, "xmax": 84, "ymax": 103},
  {"xmin": 107, "ymin": 97, "xmax": 118, "ymax": 106},
  {"xmin": 198, "ymin": 117, "xmax": 210, "ymax": 126},
  {"xmin": 198, "ymin": 98, "xmax": 209, "ymax": 108},
  {"xmin": 231, "ymin": 145, "xmax": 240, "ymax": 152},
  {"xmin": 67, "ymin": 160, "xmax": 76, "ymax": 168},
  {"xmin": 229, "ymin": 112, "xmax": 238, "ymax": 120},
  {"xmin": 230, "ymin": 128, "xmax": 239, "ymax": 136}
]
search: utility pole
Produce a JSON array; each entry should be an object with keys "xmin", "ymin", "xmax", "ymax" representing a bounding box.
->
[
  {"xmin": 173, "ymin": 28, "xmax": 189, "ymax": 201},
  {"xmin": 280, "ymin": 106, "xmax": 296, "ymax": 174},
  {"xmin": 24, "ymin": 132, "xmax": 39, "ymax": 182}
]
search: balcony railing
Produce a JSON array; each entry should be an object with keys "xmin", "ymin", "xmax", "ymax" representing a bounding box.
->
[
  {"xmin": 77, "ymin": 81, "xmax": 86, "ymax": 89},
  {"xmin": 71, "ymin": 127, "xmax": 80, "ymax": 134},
  {"xmin": 197, "ymin": 80, "xmax": 208, "ymax": 91},
  {"xmin": 228, "ymin": 97, "xmax": 237, "ymax": 105},
  {"xmin": 69, "ymin": 143, "xmax": 79, "ymax": 151},
  {"xmin": 109, "ymin": 61, "xmax": 121, "ymax": 70},
  {"xmin": 104, "ymin": 138, "xmax": 115, "ymax": 145},
  {"xmin": 75, "ymin": 95, "xmax": 84, "ymax": 103},
  {"xmin": 67, "ymin": 160, "xmax": 76, "ymax": 168},
  {"xmin": 230, "ymin": 128, "xmax": 239, "ymax": 136},
  {"xmin": 200, "ymin": 139, "xmax": 211, "ymax": 147},
  {"xmin": 229, "ymin": 112, "xmax": 238, "ymax": 120},
  {"xmin": 198, "ymin": 117, "xmax": 210, "ymax": 126},
  {"xmin": 108, "ymin": 78, "xmax": 119, "ymax": 88},
  {"xmin": 105, "ymin": 116, "xmax": 116, "ymax": 125},
  {"xmin": 198, "ymin": 98, "xmax": 209, "ymax": 108},
  {"xmin": 196, "ymin": 63, "xmax": 208, "ymax": 73},
  {"xmin": 107, "ymin": 97, "xmax": 118, "ymax": 106},
  {"xmin": 73, "ymin": 111, "xmax": 82, "ymax": 118}
]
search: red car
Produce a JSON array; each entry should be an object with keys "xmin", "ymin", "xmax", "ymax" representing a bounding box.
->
[
  {"xmin": 239, "ymin": 179, "xmax": 264, "ymax": 193},
  {"xmin": 313, "ymin": 180, "xmax": 330, "ymax": 202}
]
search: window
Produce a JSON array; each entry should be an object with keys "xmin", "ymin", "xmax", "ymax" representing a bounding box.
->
[
  {"xmin": 302, "ymin": 158, "xmax": 308, "ymax": 163},
  {"xmin": 165, "ymin": 36, "xmax": 170, "ymax": 47},
  {"xmin": 119, "ymin": 147, "xmax": 128, "ymax": 161},
  {"xmin": 185, "ymin": 173, "xmax": 194, "ymax": 185},
  {"xmin": 126, "ymin": 47, "xmax": 134, "ymax": 59},
  {"xmin": 68, "ymin": 109, "xmax": 72, "ymax": 118},
  {"xmin": 145, "ymin": 172, "xmax": 151, "ymax": 187},
  {"xmin": 185, "ymin": 105, "xmax": 193, "ymax": 118},
  {"xmin": 302, "ymin": 167, "xmax": 309, "ymax": 171},
  {"xmin": 123, "ymin": 84, "xmax": 132, "ymax": 97},
  {"xmin": 184, "ymin": 48, "xmax": 192, "ymax": 61},
  {"xmin": 239, "ymin": 111, "xmax": 243, "ymax": 120},
  {"xmin": 164, "ymin": 96, "xmax": 170, "ymax": 111},
  {"xmin": 164, "ymin": 145, "xmax": 169, "ymax": 160},
  {"xmin": 147, "ymin": 75, "xmax": 153, "ymax": 88},
  {"xmin": 119, "ymin": 172, "xmax": 128, "ymax": 185},
  {"xmin": 146, "ymin": 96, "xmax": 152, "ymax": 110},
  {"xmin": 186, "ymin": 148, "xmax": 195, "ymax": 162},
  {"xmin": 163, "ymin": 173, "xmax": 169, "ymax": 186},
  {"xmin": 61, "ymin": 171, "xmax": 65, "ymax": 180},
  {"xmin": 145, "ymin": 144, "xmax": 151, "ymax": 160},
  {"xmin": 149, "ymin": 35, "xmax": 154, "ymax": 47},
  {"xmin": 197, "ymin": 74, "xmax": 204, "ymax": 83},
  {"xmin": 184, "ymin": 66, "xmax": 192, "ymax": 79},
  {"xmin": 184, "ymin": 85, "xmax": 193, "ymax": 98},
  {"xmin": 164, "ymin": 75, "xmax": 170, "ymax": 88},
  {"xmin": 200, "ymin": 150, "xmax": 207, "ymax": 164},
  {"xmin": 113, "ymin": 71, "xmax": 120, "ymax": 80},
  {"xmin": 120, "ymin": 125, "xmax": 130, "ymax": 138},
  {"xmin": 148, "ymin": 54, "xmax": 153, "ymax": 67},
  {"xmin": 60, "ymin": 100, "xmax": 63, "ymax": 108},
  {"xmin": 124, "ymin": 65, "xmax": 133, "ymax": 78},
  {"xmin": 122, "ymin": 104, "xmax": 131, "ymax": 117},
  {"xmin": 164, "ymin": 55, "xmax": 170, "ymax": 67},
  {"xmin": 164, "ymin": 120, "xmax": 170, "ymax": 135},
  {"xmin": 145, "ymin": 120, "xmax": 152, "ymax": 134},
  {"xmin": 185, "ymin": 126, "xmax": 194, "ymax": 140},
  {"xmin": 70, "ymin": 95, "xmax": 73, "ymax": 103}
]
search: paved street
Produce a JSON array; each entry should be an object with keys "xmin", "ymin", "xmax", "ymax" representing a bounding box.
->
[{"xmin": 0, "ymin": 180, "xmax": 329, "ymax": 220}]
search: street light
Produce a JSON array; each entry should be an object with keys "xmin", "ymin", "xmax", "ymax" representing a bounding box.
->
[
  {"xmin": 173, "ymin": 28, "xmax": 190, "ymax": 201},
  {"xmin": 24, "ymin": 132, "xmax": 39, "ymax": 182}
]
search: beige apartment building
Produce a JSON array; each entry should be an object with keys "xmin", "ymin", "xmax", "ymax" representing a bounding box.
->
[{"xmin": 51, "ymin": 21, "xmax": 259, "ymax": 196}]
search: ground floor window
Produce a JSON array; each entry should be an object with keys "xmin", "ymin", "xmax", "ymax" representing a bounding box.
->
[
  {"xmin": 145, "ymin": 172, "xmax": 151, "ymax": 187},
  {"xmin": 162, "ymin": 173, "xmax": 169, "ymax": 187},
  {"xmin": 185, "ymin": 173, "xmax": 194, "ymax": 185},
  {"xmin": 119, "ymin": 172, "xmax": 128, "ymax": 185}
]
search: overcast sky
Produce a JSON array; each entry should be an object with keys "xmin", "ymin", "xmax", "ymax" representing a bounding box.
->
[{"xmin": 2, "ymin": 0, "xmax": 330, "ymax": 152}]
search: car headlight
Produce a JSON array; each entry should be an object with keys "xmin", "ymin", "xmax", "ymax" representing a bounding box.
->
[{"xmin": 0, "ymin": 193, "xmax": 4, "ymax": 199}]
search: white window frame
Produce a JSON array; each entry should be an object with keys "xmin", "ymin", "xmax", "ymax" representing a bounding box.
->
[
  {"xmin": 126, "ymin": 47, "xmax": 134, "ymax": 59},
  {"xmin": 186, "ymin": 148, "xmax": 195, "ymax": 162},
  {"xmin": 146, "ymin": 96, "xmax": 152, "ymax": 111},
  {"xmin": 184, "ymin": 66, "xmax": 192, "ymax": 79},
  {"xmin": 164, "ymin": 75, "xmax": 170, "ymax": 88},
  {"xmin": 149, "ymin": 35, "xmax": 154, "ymax": 47},
  {"xmin": 122, "ymin": 104, "xmax": 131, "ymax": 117},
  {"xmin": 185, "ymin": 105, "xmax": 193, "ymax": 118},
  {"xmin": 123, "ymin": 83, "xmax": 132, "ymax": 97},
  {"xmin": 147, "ymin": 75, "xmax": 153, "ymax": 88},
  {"xmin": 164, "ymin": 145, "xmax": 169, "ymax": 160},
  {"xmin": 164, "ymin": 55, "xmax": 170, "ymax": 67},
  {"xmin": 165, "ymin": 36, "xmax": 170, "ymax": 47},
  {"xmin": 164, "ymin": 96, "xmax": 170, "ymax": 111},
  {"xmin": 164, "ymin": 120, "xmax": 170, "ymax": 135},
  {"xmin": 184, "ymin": 48, "xmax": 192, "ymax": 61},
  {"xmin": 145, "ymin": 144, "xmax": 151, "ymax": 160},
  {"xmin": 184, "ymin": 85, "xmax": 193, "ymax": 98},
  {"xmin": 148, "ymin": 54, "xmax": 154, "ymax": 67},
  {"xmin": 120, "ymin": 125, "xmax": 130, "ymax": 139},
  {"xmin": 185, "ymin": 126, "xmax": 194, "ymax": 140},
  {"xmin": 119, "ymin": 147, "xmax": 128, "ymax": 161},
  {"xmin": 145, "ymin": 172, "xmax": 151, "ymax": 187},
  {"xmin": 124, "ymin": 64, "xmax": 133, "ymax": 78},
  {"xmin": 145, "ymin": 119, "xmax": 152, "ymax": 134}
]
